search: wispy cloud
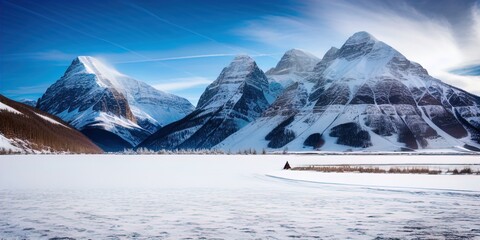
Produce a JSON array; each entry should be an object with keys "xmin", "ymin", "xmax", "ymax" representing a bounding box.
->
[
  {"xmin": 450, "ymin": 64, "xmax": 480, "ymax": 76},
  {"xmin": 153, "ymin": 77, "xmax": 212, "ymax": 92},
  {"xmin": 434, "ymin": 72, "xmax": 480, "ymax": 96},
  {"xmin": 318, "ymin": 1, "xmax": 477, "ymax": 71},
  {"xmin": 3, "ymin": 0, "xmax": 149, "ymax": 60},
  {"xmin": 467, "ymin": 2, "xmax": 480, "ymax": 64},
  {"xmin": 115, "ymin": 54, "xmax": 237, "ymax": 64},
  {"xmin": 114, "ymin": 53, "xmax": 276, "ymax": 64},
  {"xmin": 0, "ymin": 50, "xmax": 76, "ymax": 62},
  {"xmin": 235, "ymin": 15, "xmax": 333, "ymax": 57},
  {"xmin": 128, "ymin": 2, "xmax": 262, "ymax": 55},
  {"xmin": 2, "ymin": 84, "xmax": 50, "ymax": 96}
]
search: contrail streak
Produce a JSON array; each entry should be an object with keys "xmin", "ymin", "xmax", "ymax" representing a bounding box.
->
[
  {"xmin": 4, "ymin": 1, "xmax": 149, "ymax": 60},
  {"xmin": 128, "ymin": 3, "xmax": 264, "ymax": 56},
  {"xmin": 114, "ymin": 53, "xmax": 279, "ymax": 64},
  {"xmin": 4, "ymin": 1, "xmax": 205, "ymax": 77}
]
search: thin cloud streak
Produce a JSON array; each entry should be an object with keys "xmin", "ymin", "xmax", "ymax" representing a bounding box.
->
[
  {"xmin": 116, "ymin": 54, "xmax": 237, "ymax": 64},
  {"xmin": 3, "ymin": 84, "xmax": 51, "ymax": 96},
  {"xmin": 129, "ymin": 3, "xmax": 265, "ymax": 56},
  {"xmin": 3, "ymin": 1, "xmax": 149, "ymax": 60},
  {"xmin": 3, "ymin": 1, "xmax": 212, "ymax": 78},
  {"xmin": 434, "ymin": 72, "xmax": 480, "ymax": 96},
  {"xmin": 114, "ymin": 53, "xmax": 278, "ymax": 64},
  {"xmin": 153, "ymin": 77, "xmax": 212, "ymax": 92},
  {"xmin": 0, "ymin": 50, "xmax": 76, "ymax": 62}
]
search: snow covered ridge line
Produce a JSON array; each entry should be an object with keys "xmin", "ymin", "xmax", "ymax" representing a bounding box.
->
[
  {"xmin": 218, "ymin": 31, "xmax": 480, "ymax": 152},
  {"xmin": 10, "ymin": 31, "xmax": 480, "ymax": 153},
  {"xmin": 36, "ymin": 56, "xmax": 194, "ymax": 152}
]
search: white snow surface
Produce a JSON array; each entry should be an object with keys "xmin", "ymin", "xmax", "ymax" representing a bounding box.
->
[
  {"xmin": 0, "ymin": 154, "xmax": 479, "ymax": 239},
  {"xmin": 0, "ymin": 102, "xmax": 22, "ymax": 115},
  {"xmin": 34, "ymin": 112, "xmax": 68, "ymax": 128},
  {"xmin": 0, "ymin": 134, "xmax": 21, "ymax": 152}
]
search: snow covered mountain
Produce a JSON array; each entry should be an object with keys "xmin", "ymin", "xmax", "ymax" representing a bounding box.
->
[
  {"xmin": 138, "ymin": 55, "xmax": 273, "ymax": 150},
  {"xmin": 265, "ymin": 49, "xmax": 320, "ymax": 100},
  {"xmin": 217, "ymin": 31, "xmax": 480, "ymax": 152},
  {"xmin": 19, "ymin": 99, "xmax": 37, "ymax": 107},
  {"xmin": 37, "ymin": 56, "xmax": 194, "ymax": 151},
  {"xmin": 266, "ymin": 48, "xmax": 320, "ymax": 88},
  {"xmin": 0, "ymin": 95, "xmax": 102, "ymax": 154}
]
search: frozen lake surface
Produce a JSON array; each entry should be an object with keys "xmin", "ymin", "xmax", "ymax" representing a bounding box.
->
[{"xmin": 0, "ymin": 154, "xmax": 479, "ymax": 239}]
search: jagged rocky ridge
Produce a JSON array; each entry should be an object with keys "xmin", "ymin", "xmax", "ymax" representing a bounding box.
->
[
  {"xmin": 26, "ymin": 32, "xmax": 480, "ymax": 153},
  {"xmin": 0, "ymin": 95, "xmax": 102, "ymax": 154},
  {"xmin": 37, "ymin": 56, "xmax": 194, "ymax": 151},
  {"xmin": 218, "ymin": 32, "xmax": 480, "ymax": 152},
  {"xmin": 138, "ymin": 55, "xmax": 273, "ymax": 150},
  {"xmin": 266, "ymin": 49, "xmax": 320, "ymax": 99}
]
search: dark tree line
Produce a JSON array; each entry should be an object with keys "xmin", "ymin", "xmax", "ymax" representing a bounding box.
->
[{"xmin": 0, "ymin": 95, "xmax": 102, "ymax": 154}]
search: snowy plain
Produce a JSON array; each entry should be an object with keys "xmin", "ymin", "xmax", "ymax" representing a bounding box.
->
[{"xmin": 0, "ymin": 154, "xmax": 479, "ymax": 239}]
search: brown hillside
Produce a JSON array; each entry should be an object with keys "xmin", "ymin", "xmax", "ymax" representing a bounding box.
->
[{"xmin": 0, "ymin": 95, "xmax": 103, "ymax": 154}]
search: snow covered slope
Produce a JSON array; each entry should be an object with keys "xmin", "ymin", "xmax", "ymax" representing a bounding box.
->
[
  {"xmin": 138, "ymin": 55, "xmax": 272, "ymax": 150},
  {"xmin": 37, "ymin": 56, "xmax": 194, "ymax": 151},
  {"xmin": 0, "ymin": 95, "xmax": 102, "ymax": 154},
  {"xmin": 217, "ymin": 31, "xmax": 480, "ymax": 152}
]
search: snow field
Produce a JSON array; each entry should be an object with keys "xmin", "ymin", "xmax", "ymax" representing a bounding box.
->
[{"xmin": 0, "ymin": 154, "xmax": 479, "ymax": 239}]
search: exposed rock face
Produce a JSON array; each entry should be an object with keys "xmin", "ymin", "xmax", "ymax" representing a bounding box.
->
[
  {"xmin": 217, "ymin": 31, "xmax": 480, "ymax": 152},
  {"xmin": 37, "ymin": 56, "xmax": 193, "ymax": 151},
  {"xmin": 92, "ymin": 88, "xmax": 136, "ymax": 122},
  {"xmin": 138, "ymin": 55, "xmax": 272, "ymax": 150},
  {"xmin": 262, "ymin": 82, "xmax": 308, "ymax": 117}
]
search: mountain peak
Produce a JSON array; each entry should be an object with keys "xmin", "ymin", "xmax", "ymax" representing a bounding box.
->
[
  {"xmin": 219, "ymin": 32, "xmax": 480, "ymax": 152},
  {"xmin": 76, "ymin": 55, "xmax": 93, "ymax": 62},
  {"xmin": 312, "ymin": 47, "xmax": 340, "ymax": 73},
  {"xmin": 266, "ymin": 49, "xmax": 319, "ymax": 77},
  {"xmin": 219, "ymin": 54, "xmax": 259, "ymax": 80},
  {"xmin": 19, "ymin": 98, "xmax": 37, "ymax": 107},
  {"xmin": 323, "ymin": 47, "xmax": 339, "ymax": 59},
  {"xmin": 139, "ymin": 55, "xmax": 271, "ymax": 150},
  {"xmin": 231, "ymin": 54, "xmax": 255, "ymax": 66},
  {"xmin": 73, "ymin": 56, "xmax": 124, "ymax": 79},
  {"xmin": 344, "ymin": 31, "xmax": 378, "ymax": 45},
  {"xmin": 336, "ymin": 31, "xmax": 396, "ymax": 62},
  {"xmin": 284, "ymin": 48, "xmax": 318, "ymax": 59},
  {"xmin": 38, "ymin": 55, "xmax": 194, "ymax": 151},
  {"xmin": 196, "ymin": 55, "xmax": 269, "ymax": 109}
]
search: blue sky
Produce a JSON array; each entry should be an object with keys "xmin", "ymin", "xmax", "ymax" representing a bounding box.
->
[{"xmin": 1, "ymin": 0, "xmax": 479, "ymax": 105}]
